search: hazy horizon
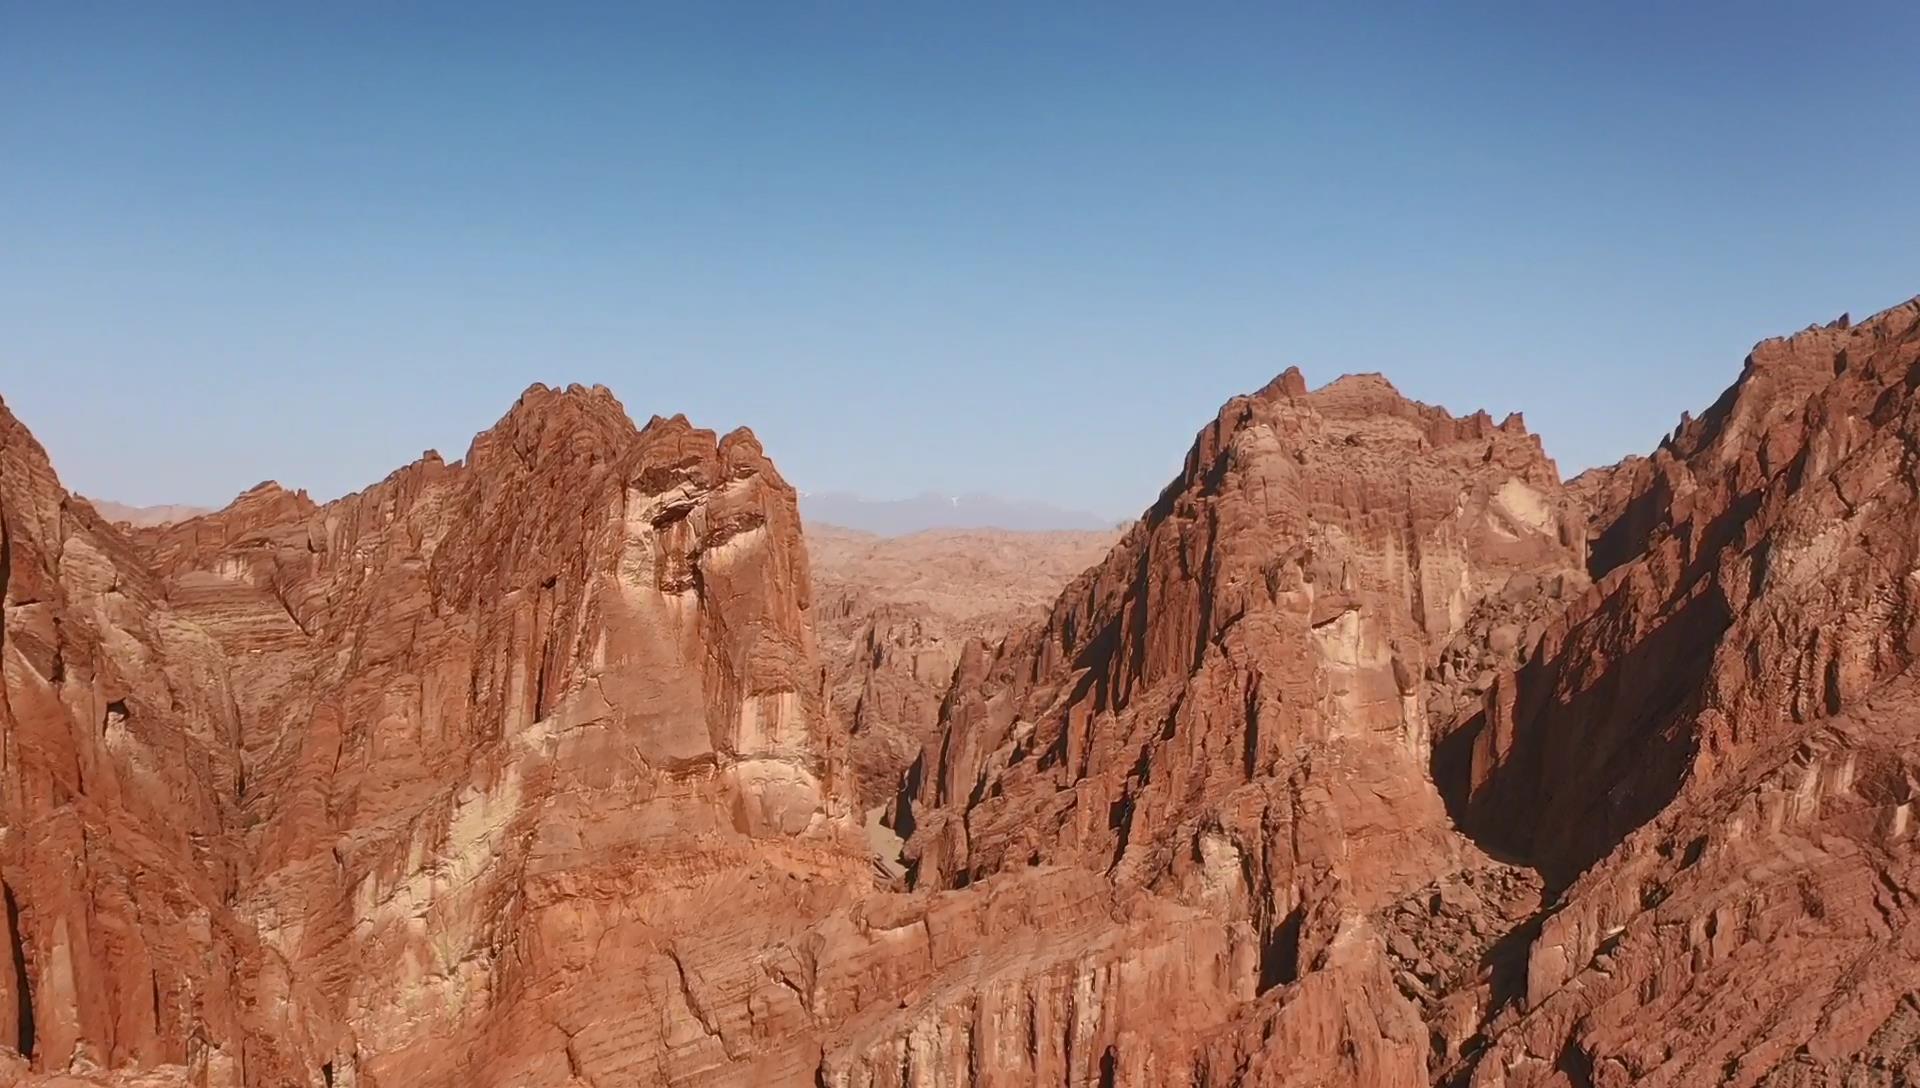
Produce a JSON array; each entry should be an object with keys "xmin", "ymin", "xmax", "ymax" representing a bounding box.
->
[{"xmin": 6, "ymin": 3, "xmax": 1918, "ymax": 517}]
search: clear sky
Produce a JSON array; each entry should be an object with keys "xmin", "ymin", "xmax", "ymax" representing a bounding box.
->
[{"xmin": 3, "ymin": 3, "xmax": 1916, "ymax": 520}]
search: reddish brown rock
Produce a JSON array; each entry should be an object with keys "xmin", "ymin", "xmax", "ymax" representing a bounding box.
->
[
  {"xmin": 144, "ymin": 384, "xmax": 871, "ymax": 1087},
  {"xmin": 2, "ymin": 384, "xmax": 1229, "ymax": 1088},
  {"xmin": 1440, "ymin": 299, "xmax": 1920, "ymax": 1085},
  {"xmin": 892, "ymin": 368, "xmax": 1589, "ymax": 1082},
  {"xmin": 0, "ymin": 397, "xmax": 268, "ymax": 1084}
]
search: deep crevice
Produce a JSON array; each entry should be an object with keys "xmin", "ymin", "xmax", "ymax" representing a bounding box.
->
[
  {"xmin": 5, "ymin": 882, "xmax": 35, "ymax": 1060},
  {"xmin": 1555, "ymin": 1036, "xmax": 1595, "ymax": 1088},
  {"xmin": 1257, "ymin": 905, "xmax": 1305, "ymax": 993}
]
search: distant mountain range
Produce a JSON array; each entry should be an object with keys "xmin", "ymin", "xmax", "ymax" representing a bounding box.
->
[
  {"xmin": 86, "ymin": 498, "xmax": 214, "ymax": 526},
  {"xmin": 83, "ymin": 490, "xmax": 1117, "ymax": 537},
  {"xmin": 799, "ymin": 490, "xmax": 1118, "ymax": 535}
]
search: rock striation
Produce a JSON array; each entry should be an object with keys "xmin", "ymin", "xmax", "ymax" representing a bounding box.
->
[
  {"xmin": 135, "ymin": 384, "xmax": 863, "ymax": 1086},
  {"xmin": 1439, "ymin": 300, "xmax": 1920, "ymax": 1085},
  {"xmin": 1, "ymin": 398, "xmax": 264, "ymax": 1084},
  {"xmin": 891, "ymin": 367, "xmax": 1590, "ymax": 1082},
  {"xmin": 3, "ymin": 299, "xmax": 1920, "ymax": 1085},
  {"xmin": 0, "ymin": 383, "xmax": 1243, "ymax": 1088}
]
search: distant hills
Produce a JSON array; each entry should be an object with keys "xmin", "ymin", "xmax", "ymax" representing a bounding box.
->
[
  {"xmin": 88, "ymin": 489, "xmax": 1117, "ymax": 537},
  {"xmin": 86, "ymin": 498, "xmax": 213, "ymax": 526},
  {"xmin": 799, "ymin": 490, "xmax": 1117, "ymax": 535}
]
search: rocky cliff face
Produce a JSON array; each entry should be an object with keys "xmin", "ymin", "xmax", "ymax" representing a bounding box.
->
[
  {"xmin": 3, "ymin": 384, "xmax": 871, "ymax": 1086},
  {"xmin": 4, "ymin": 300, "xmax": 1920, "ymax": 1086},
  {"xmin": 0, "ymin": 384, "xmax": 1250, "ymax": 1088},
  {"xmin": 0, "ymin": 399, "xmax": 263, "ymax": 1083},
  {"xmin": 1439, "ymin": 300, "xmax": 1920, "ymax": 1086},
  {"xmin": 889, "ymin": 367, "xmax": 1590, "ymax": 1083},
  {"xmin": 138, "ymin": 384, "xmax": 865, "ymax": 1087}
]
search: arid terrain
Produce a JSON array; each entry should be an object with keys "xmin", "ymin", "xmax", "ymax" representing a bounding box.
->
[
  {"xmin": 807, "ymin": 524, "xmax": 1120, "ymax": 810},
  {"xmin": 84, "ymin": 501, "xmax": 214, "ymax": 528},
  {"xmin": 3, "ymin": 299, "xmax": 1920, "ymax": 1087}
]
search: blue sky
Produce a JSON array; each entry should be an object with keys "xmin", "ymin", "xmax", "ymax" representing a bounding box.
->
[{"xmin": 3, "ymin": 2, "xmax": 1916, "ymax": 519}]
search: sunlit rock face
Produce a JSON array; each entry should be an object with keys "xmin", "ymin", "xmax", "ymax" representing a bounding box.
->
[
  {"xmin": 891, "ymin": 367, "xmax": 1588, "ymax": 1082},
  {"xmin": 1, "ymin": 383, "xmax": 862, "ymax": 1086},
  {"xmin": 132, "ymin": 384, "xmax": 866, "ymax": 1086},
  {"xmin": 0, "ymin": 395, "xmax": 268, "ymax": 1085},
  {"xmin": 1436, "ymin": 300, "xmax": 1920, "ymax": 1086}
]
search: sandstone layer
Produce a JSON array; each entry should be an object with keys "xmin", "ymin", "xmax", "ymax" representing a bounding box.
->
[{"xmin": 0, "ymin": 385, "xmax": 1250, "ymax": 1087}]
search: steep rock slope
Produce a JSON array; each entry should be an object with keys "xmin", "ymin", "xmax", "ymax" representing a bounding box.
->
[
  {"xmin": 0, "ymin": 399, "xmax": 277, "ymax": 1084},
  {"xmin": 1442, "ymin": 300, "xmax": 1920, "ymax": 1085},
  {"xmin": 133, "ymin": 384, "xmax": 861, "ymax": 1086},
  {"xmin": 5, "ymin": 386, "xmax": 1243, "ymax": 1088},
  {"xmin": 893, "ymin": 369, "xmax": 1591, "ymax": 1082}
]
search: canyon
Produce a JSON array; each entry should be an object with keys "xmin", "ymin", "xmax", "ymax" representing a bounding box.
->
[{"xmin": 1, "ymin": 298, "xmax": 1917, "ymax": 1086}]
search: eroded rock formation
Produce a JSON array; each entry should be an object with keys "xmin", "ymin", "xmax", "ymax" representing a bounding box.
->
[
  {"xmin": 2, "ymin": 298, "xmax": 1919, "ymax": 1086},
  {"xmin": 890, "ymin": 367, "xmax": 1590, "ymax": 1083},
  {"xmin": 1439, "ymin": 300, "xmax": 1920, "ymax": 1085},
  {"xmin": 1, "ymin": 400, "xmax": 279, "ymax": 1085}
]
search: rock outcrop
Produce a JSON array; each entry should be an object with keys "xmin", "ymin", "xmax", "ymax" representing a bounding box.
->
[
  {"xmin": 137, "ymin": 384, "xmax": 864, "ymax": 1086},
  {"xmin": 0, "ymin": 384, "xmax": 1251, "ymax": 1088},
  {"xmin": 0, "ymin": 398, "xmax": 262, "ymax": 1083},
  {"xmin": 1439, "ymin": 300, "xmax": 1920, "ymax": 1085},
  {"xmin": 893, "ymin": 368, "xmax": 1590, "ymax": 1081}
]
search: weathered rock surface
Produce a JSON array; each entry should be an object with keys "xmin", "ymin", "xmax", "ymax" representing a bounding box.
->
[
  {"xmin": 0, "ymin": 385, "xmax": 1248, "ymax": 1088},
  {"xmin": 893, "ymin": 367, "xmax": 1590, "ymax": 1082},
  {"xmin": 6, "ymin": 298, "xmax": 1920, "ymax": 1086},
  {"xmin": 1, "ymin": 399, "xmax": 264, "ymax": 1084},
  {"xmin": 138, "ymin": 384, "xmax": 874, "ymax": 1087},
  {"xmin": 1439, "ymin": 300, "xmax": 1920, "ymax": 1085}
]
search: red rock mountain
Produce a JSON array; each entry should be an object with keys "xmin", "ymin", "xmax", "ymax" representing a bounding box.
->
[
  {"xmin": 891, "ymin": 367, "xmax": 1590, "ymax": 1083},
  {"xmin": 2, "ymin": 300, "xmax": 1918, "ymax": 1086},
  {"xmin": 1439, "ymin": 300, "xmax": 1920, "ymax": 1085}
]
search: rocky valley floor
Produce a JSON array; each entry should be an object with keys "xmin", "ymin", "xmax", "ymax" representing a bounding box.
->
[{"xmin": 3, "ymin": 299, "xmax": 1920, "ymax": 1086}]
